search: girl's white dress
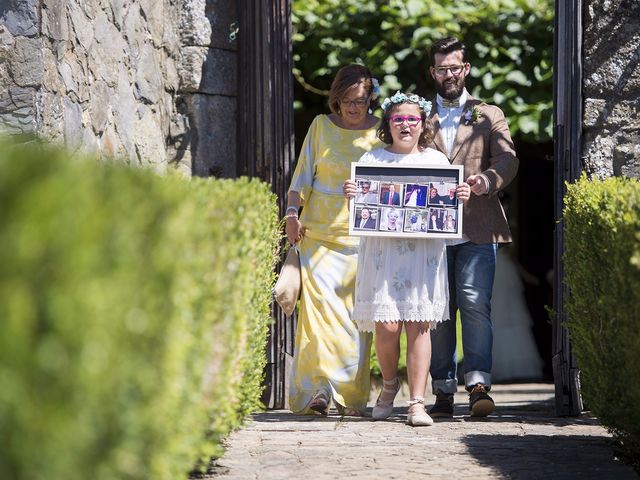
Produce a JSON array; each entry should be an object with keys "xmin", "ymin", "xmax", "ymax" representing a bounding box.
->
[{"xmin": 352, "ymin": 147, "xmax": 450, "ymax": 332}]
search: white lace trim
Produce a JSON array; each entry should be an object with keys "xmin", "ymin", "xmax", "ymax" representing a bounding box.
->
[{"xmin": 353, "ymin": 301, "xmax": 449, "ymax": 332}]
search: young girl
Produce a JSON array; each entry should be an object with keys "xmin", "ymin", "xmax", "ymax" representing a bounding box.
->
[{"xmin": 343, "ymin": 92, "xmax": 470, "ymax": 426}]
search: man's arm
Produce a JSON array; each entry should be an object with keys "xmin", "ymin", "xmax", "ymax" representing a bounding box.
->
[{"xmin": 477, "ymin": 105, "xmax": 519, "ymax": 196}]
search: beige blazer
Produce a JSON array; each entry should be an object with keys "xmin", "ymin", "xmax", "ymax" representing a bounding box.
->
[{"xmin": 429, "ymin": 96, "xmax": 518, "ymax": 244}]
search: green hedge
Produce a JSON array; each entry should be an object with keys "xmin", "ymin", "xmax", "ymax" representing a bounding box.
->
[
  {"xmin": 564, "ymin": 174, "xmax": 640, "ymax": 463},
  {"xmin": 0, "ymin": 139, "xmax": 280, "ymax": 480}
]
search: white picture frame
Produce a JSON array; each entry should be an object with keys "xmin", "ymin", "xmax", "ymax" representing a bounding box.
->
[{"xmin": 349, "ymin": 162, "xmax": 464, "ymax": 239}]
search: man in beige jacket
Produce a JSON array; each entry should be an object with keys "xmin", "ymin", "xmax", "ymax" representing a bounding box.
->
[{"xmin": 427, "ymin": 37, "xmax": 519, "ymax": 418}]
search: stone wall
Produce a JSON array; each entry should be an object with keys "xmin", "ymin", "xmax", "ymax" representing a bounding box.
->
[
  {"xmin": 582, "ymin": 0, "xmax": 640, "ymax": 179},
  {"xmin": 0, "ymin": 0, "xmax": 237, "ymax": 177}
]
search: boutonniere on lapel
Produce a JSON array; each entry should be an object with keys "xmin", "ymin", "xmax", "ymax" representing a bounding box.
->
[{"xmin": 463, "ymin": 105, "xmax": 483, "ymax": 125}]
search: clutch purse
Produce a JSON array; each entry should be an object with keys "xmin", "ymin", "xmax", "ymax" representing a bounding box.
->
[{"xmin": 273, "ymin": 244, "xmax": 301, "ymax": 317}]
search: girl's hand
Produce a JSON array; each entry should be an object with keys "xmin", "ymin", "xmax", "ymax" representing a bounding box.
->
[
  {"xmin": 285, "ymin": 217, "xmax": 305, "ymax": 244},
  {"xmin": 343, "ymin": 179, "xmax": 357, "ymax": 198},
  {"xmin": 456, "ymin": 182, "xmax": 471, "ymax": 201}
]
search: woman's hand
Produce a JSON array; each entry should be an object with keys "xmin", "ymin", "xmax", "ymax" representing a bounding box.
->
[
  {"xmin": 285, "ymin": 216, "xmax": 305, "ymax": 245},
  {"xmin": 285, "ymin": 191, "xmax": 304, "ymax": 244},
  {"xmin": 343, "ymin": 179, "xmax": 357, "ymax": 198},
  {"xmin": 456, "ymin": 182, "xmax": 471, "ymax": 201}
]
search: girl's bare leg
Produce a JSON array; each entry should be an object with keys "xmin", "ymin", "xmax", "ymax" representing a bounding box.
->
[
  {"xmin": 375, "ymin": 321, "xmax": 402, "ymax": 381},
  {"xmin": 405, "ymin": 321, "xmax": 431, "ymax": 401}
]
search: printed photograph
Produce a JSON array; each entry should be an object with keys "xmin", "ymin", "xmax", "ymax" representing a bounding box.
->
[
  {"xmin": 403, "ymin": 183, "xmax": 428, "ymax": 208},
  {"xmin": 426, "ymin": 207, "xmax": 447, "ymax": 232},
  {"xmin": 428, "ymin": 182, "xmax": 458, "ymax": 207},
  {"xmin": 354, "ymin": 179, "xmax": 379, "ymax": 204},
  {"xmin": 379, "ymin": 182, "xmax": 402, "ymax": 206},
  {"xmin": 380, "ymin": 207, "xmax": 404, "ymax": 232},
  {"xmin": 442, "ymin": 208, "xmax": 458, "ymax": 232},
  {"xmin": 353, "ymin": 206, "xmax": 378, "ymax": 230},
  {"xmin": 403, "ymin": 209, "xmax": 430, "ymax": 232}
]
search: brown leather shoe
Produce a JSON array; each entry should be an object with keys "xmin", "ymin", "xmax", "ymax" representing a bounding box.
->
[
  {"xmin": 428, "ymin": 391, "xmax": 454, "ymax": 418},
  {"xmin": 468, "ymin": 384, "xmax": 495, "ymax": 417},
  {"xmin": 308, "ymin": 390, "xmax": 329, "ymax": 415}
]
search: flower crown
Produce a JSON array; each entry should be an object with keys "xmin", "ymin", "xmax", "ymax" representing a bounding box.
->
[
  {"xmin": 370, "ymin": 78, "xmax": 380, "ymax": 100},
  {"xmin": 381, "ymin": 91, "xmax": 432, "ymax": 114}
]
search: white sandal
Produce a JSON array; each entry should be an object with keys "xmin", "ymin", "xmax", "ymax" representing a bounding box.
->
[
  {"xmin": 407, "ymin": 397, "xmax": 433, "ymax": 426},
  {"xmin": 372, "ymin": 378, "xmax": 400, "ymax": 420}
]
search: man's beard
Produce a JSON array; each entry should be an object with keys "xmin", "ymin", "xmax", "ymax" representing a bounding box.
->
[{"xmin": 436, "ymin": 76, "xmax": 465, "ymax": 100}]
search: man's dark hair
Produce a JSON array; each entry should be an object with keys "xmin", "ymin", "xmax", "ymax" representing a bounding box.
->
[{"xmin": 429, "ymin": 37, "xmax": 468, "ymax": 64}]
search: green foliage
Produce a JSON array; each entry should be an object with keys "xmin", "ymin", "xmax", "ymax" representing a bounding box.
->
[
  {"xmin": 563, "ymin": 174, "xmax": 640, "ymax": 462},
  {"xmin": 292, "ymin": 0, "xmax": 553, "ymax": 142},
  {"xmin": 0, "ymin": 138, "xmax": 280, "ymax": 480}
]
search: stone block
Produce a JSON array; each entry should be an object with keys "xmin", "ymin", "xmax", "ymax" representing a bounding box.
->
[
  {"xmin": 140, "ymin": 0, "xmax": 165, "ymax": 47},
  {"xmin": 67, "ymin": 1, "xmax": 95, "ymax": 50},
  {"xmin": 134, "ymin": 42, "xmax": 162, "ymax": 104},
  {"xmin": 87, "ymin": 42, "xmax": 119, "ymax": 87},
  {"xmin": 58, "ymin": 60, "xmax": 78, "ymax": 95},
  {"xmin": 94, "ymin": 8, "xmax": 127, "ymax": 60},
  {"xmin": 132, "ymin": 103, "xmax": 167, "ymax": 170},
  {"xmin": 111, "ymin": 64, "xmax": 138, "ymax": 154},
  {"xmin": 0, "ymin": 25, "xmax": 15, "ymax": 47},
  {"xmin": 89, "ymin": 80, "xmax": 112, "ymax": 134},
  {"xmin": 63, "ymin": 96, "xmax": 84, "ymax": 151},
  {"xmin": 178, "ymin": 46, "xmax": 236, "ymax": 95},
  {"xmin": 9, "ymin": 36, "xmax": 44, "ymax": 87},
  {"xmin": 0, "ymin": 86, "xmax": 36, "ymax": 134},
  {"xmin": 109, "ymin": 0, "xmax": 126, "ymax": 30},
  {"xmin": 42, "ymin": 0, "xmax": 70, "ymax": 42},
  {"xmin": 206, "ymin": 0, "xmax": 238, "ymax": 51},
  {"xmin": 164, "ymin": 55, "xmax": 180, "ymax": 93},
  {"xmin": 100, "ymin": 123, "xmax": 125, "ymax": 159},
  {"xmin": 42, "ymin": 47, "xmax": 62, "ymax": 91},
  {"xmin": 583, "ymin": 132, "xmax": 616, "ymax": 178},
  {"xmin": 39, "ymin": 92, "xmax": 65, "ymax": 141},
  {"xmin": 180, "ymin": 0, "xmax": 212, "ymax": 46},
  {"xmin": 612, "ymin": 136, "xmax": 640, "ymax": 178},
  {"xmin": 1, "ymin": 0, "xmax": 38, "ymax": 37},
  {"xmin": 583, "ymin": 98, "xmax": 606, "ymax": 128},
  {"xmin": 188, "ymin": 93, "xmax": 237, "ymax": 177}
]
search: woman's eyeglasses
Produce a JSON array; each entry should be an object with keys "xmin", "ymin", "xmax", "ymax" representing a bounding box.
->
[
  {"xmin": 340, "ymin": 97, "xmax": 369, "ymax": 108},
  {"xmin": 432, "ymin": 65, "xmax": 465, "ymax": 77},
  {"xmin": 389, "ymin": 115, "xmax": 422, "ymax": 127}
]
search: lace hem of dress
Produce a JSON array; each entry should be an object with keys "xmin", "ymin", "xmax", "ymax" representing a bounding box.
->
[{"xmin": 353, "ymin": 302, "xmax": 449, "ymax": 332}]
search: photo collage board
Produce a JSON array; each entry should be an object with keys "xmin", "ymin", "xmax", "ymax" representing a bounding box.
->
[{"xmin": 349, "ymin": 163, "xmax": 464, "ymax": 239}]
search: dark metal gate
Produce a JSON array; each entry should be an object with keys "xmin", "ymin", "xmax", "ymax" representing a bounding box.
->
[
  {"xmin": 237, "ymin": 0, "xmax": 296, "ymax": 409},
  {"xmin": 552, "ymin": 0, "xmax": 583, "ymax": 416}
]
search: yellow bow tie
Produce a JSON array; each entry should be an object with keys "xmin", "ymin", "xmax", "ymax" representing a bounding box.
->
[{"xmin": 441, "ymin": 98, "xmax": 461, "ymax": 108}]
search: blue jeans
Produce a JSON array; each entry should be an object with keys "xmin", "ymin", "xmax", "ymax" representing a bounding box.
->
[{"xmin": 430, "ymin": 242, "xmax": 497, "ymax": 394}]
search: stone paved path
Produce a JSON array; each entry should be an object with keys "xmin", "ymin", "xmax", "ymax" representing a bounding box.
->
[{"xmin": 200, "ymin": 383, "xmax": 637, "ymax": 479}]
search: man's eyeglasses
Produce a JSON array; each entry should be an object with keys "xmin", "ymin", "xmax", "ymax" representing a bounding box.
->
[
  {"xmin": 390, "ymin": 115, "xmax": 422, "ymax": 127},
  {"xmin": 340, "ymin": 97, "xmax": 369, "ymax": 108},
  {"xmin": 432, "ymin": 65, "xmax": 466, "ymax": 77}
]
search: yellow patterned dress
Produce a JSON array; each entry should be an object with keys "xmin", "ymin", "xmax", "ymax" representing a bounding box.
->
[{"xmin": 288, "ymin": 114, "xmax": 380, "ymax": 414}]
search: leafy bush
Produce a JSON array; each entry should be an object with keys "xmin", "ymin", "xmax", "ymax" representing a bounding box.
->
[
  {"xmin": 293, "ymin": 0, "xmax": 553, "ymax": 143},
  {"xmin": 0, "ymin": 138, "xmax": 280, "ymax": 480},
  {"xmin": 564, "ymin": 174, "xmax": 640, "ymax": 462}
]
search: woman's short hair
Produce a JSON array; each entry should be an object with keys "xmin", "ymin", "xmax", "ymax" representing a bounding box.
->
[
  {"xmin": 377, "ymin": 104, "xmax": 435, "ymax": 149},
  {"xmin": 328, "ymin": 64, "xmax": 374, "ymax": 115}
]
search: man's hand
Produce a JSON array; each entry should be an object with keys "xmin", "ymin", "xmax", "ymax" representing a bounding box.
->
[{"xmin": 466, "ymin": 174, "xmax": 489, "ymax": 196}]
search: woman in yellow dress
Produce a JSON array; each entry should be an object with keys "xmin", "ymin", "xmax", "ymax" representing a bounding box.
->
[{"xmin": 285, "ymin": 64, "xmax": 381, "ymax": 416}]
